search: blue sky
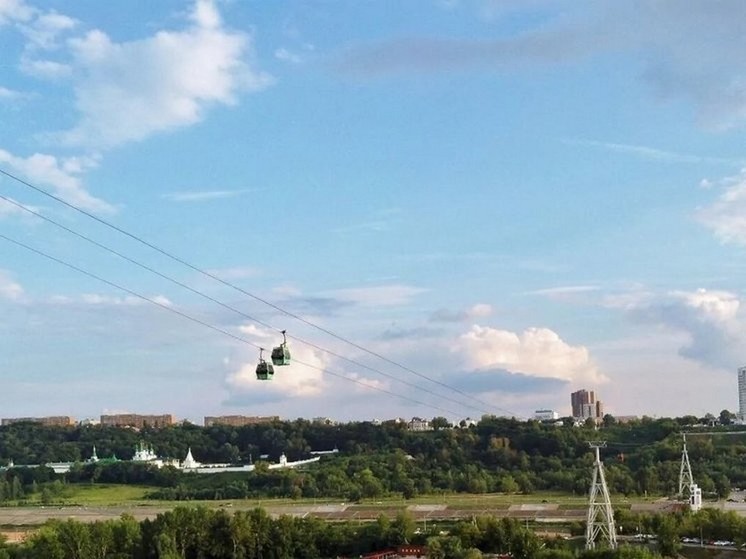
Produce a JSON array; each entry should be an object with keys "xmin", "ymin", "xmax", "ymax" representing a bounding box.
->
[{"xmin": 2, "ymin": 0, "xmax": 746, "ymax": 423}]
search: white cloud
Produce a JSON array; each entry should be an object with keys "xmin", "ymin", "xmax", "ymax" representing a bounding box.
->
[
  {"xmin": 0, "ymin": 148, "xmax": 112, "ymax": 213},
  {"xmin": 274, "ymin": 48, "xmax": 302, "ymax": 64},
  {"xmin": 151, "ymin": 295, "xmax": 173, "ymax": 307},
  {"xmin": 162, "ymin": 189, "xmax": 248, "ymax": 202},
  {"xmin": 468, "ymin": 303, "xmax": 493, "ymax": 318},
  {"xmin": 237, "ymin": 324, "xmax": 272, "ymax": 339},
  {"xmin": 81, "ymin": 294, "xmax": 131, "ymax": 305},
  {"xmin": 225, "ymin": 325, "xmax": 326, "ymax": 399},
  {"xmin": 49, "ymin": 293, "xmax": 172, "ymax": 307},
  {"xmin": 528, "ymin": 285, "xmax": 600, "ymax": 300},
  {"xmin": 20, "ymin": 57, "xmax": 72, "ymax": 78},
  {"xmin": 19, "ymin": 10, "xmax": 77, "ymax": 49},
  {"xmin": 625, "ymin": 288, "xmax": 746, "ymax": 369},
  {"xmin": 52, "ymin": 0, "xmax": 272, "ymax": 148},
  {"xmin": 675, "ymin": 288, "xmax": 740, "ymax": 322},
  {"xmin": 206, "ymin": 266, "xmax": 260, "ymax": 280},
  {"xmin": 430, "ymin": 303, "xmax": 493, "ymax": 322},
  {"xmin": 0, "ymin": 0, "xmax": 34, "ymax": 25},
  {"xmin": 565, "ymin": 139, "xmax": 741, "ymax": 165},
  {"xmin": 698, "ymin": 169, "xmax": 746, "ymax": 245},
  {"xmin": 328, "ymin": 284, "xmax": 427, "ymax": 306},
  {"xmin": 455, "ymin": 324, "xmax": 604, "ymax": 384},
  {"xmin": 0, "ymin": 270, "xmax": 23, "ymax": 300},
  {"xmin": 0, "ymin": 196, "xmax": 40, "ymax": 218},
  {"xmin": 0, "ymin": 86, "xmax": 22, "ymax": 100}
]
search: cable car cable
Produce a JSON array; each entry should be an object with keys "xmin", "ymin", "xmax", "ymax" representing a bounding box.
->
[
  {"xmin": 0, "ymin": 167, "xmax": 516, "ymax": 417},
  {"xmin": 0, "ymin": 232, "xmax": 463, "ymax": 418},
  {"xmin": 0, "ymin": 192, "xmax": 494, "ymax": 417}
]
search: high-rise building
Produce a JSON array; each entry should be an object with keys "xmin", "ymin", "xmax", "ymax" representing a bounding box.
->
[
  {"xmin": 100, "ymin": 414, "xmax": 174, "ymax": 429},
  {"xmin": 571, "ymin": 389, "xmax": 595, "ymax": 417},
  {"xmin": 738, "ymin": 366, "xmax": 746, "ymax": 421},
  {"xmin": 571, "ymin": 389, "xmax": 604, "ymax": 421}
]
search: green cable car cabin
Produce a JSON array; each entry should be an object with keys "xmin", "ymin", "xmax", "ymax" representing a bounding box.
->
[
  {"xmin": 255, "ymin": 348, "xmax": 275, "ymax": 381},
  {"xmin": 271, "ymin": 330, "xmax": 291, "ymax": 366}
]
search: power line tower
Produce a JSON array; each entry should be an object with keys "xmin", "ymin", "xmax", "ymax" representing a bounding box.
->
[
  {"xmin": 678, "ymin": 433, "xmax": 694, "ymax": 499},
  {"xmin": 585, "ymin": 442, "xmax": 617, "ymax": 550}
]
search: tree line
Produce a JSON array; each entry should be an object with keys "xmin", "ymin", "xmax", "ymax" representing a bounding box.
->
[
  {"xmin": 1, "ymin": 415, "xmax": 745, "ymax": 501},
  {"xmin": 0, "ymin": 506, "xmax": 668, "ymax": 559}
]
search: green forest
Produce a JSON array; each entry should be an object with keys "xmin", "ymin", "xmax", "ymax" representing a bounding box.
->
[{"xmin": 0, "ymin": 415, "xmax": 744, "ymax": 502}]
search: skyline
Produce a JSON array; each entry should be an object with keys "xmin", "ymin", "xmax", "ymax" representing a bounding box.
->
[{"xmin": 2, "ymin": 1, "xmax": 746, "ymax": 422}]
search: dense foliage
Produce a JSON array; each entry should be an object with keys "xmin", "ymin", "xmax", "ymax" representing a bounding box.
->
[
  {"xmin": 1, "ymin": 415, "xmax": 745, "ymax": 501},
  {"xmin": 0, "ymin": 506, "xmax": 665, "ymax": 559}
]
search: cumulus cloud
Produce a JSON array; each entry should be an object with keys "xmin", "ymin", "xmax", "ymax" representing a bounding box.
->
[
  {"xmin": 225, "ymin": 325, "xmax": 327, "ymax": 401},
  {"xmin": 455, "ymin": 324, "xmax": 604, "ymax": 383},
  {"xmin": 430, "ymin": 303, "xmax": 493, "ymax": 323},
  {"xmin": 0, "ymin": 270, "xmax": 23, "ymax": 300},
  {"xmin": 698, "ymin": 169, "xmax": 746, "ymax": 245},
  {"xmin": 626, "ymin": 288, "xmax": 746, "ymax": 369},
  {"xmin": 0, "ymin": 148, "xmax": 111, "ymax": 213},
  {"xmin": 51, "ymin": 0, "xmax": 272, "ymax": 148}
]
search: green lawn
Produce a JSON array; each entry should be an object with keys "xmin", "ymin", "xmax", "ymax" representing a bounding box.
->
[{"xmin": 14, "ymin": 484, "xmax": 153, "ymax": 506}]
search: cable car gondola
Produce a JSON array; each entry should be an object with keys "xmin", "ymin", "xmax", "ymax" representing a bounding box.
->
[
  {"xmin": 255, "ymin": 348, "xmax": 274, "ymax": 381},
  {"xmin": 271, "ymin": 330, "xmax": 291, "ymax": 366}
]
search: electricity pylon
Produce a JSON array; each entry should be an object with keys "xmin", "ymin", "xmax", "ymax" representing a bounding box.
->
[
  {"xmin": 585, "ymin": 442, "xmax": 617, "ymax": 550},
  {"xmin": 678, "ymin": 433, "xmax": 693, "ymax": 499}
]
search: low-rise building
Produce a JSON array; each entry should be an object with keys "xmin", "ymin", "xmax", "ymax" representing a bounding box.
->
[
  {"xmin": 100, "ymin": 414, "xmax": 174, "ymax": 429},
  {"xmin": 534, "ymin": 409, "xmax": 560, "ymax": 421},
  {"xmin": 1, "ymin": 416, "xmax": 74, "ymax": 427},
  {"xmin": 204, "ymin": 415, "xmax": 279, "ymax": 427},
  {"xmin": 408, "ymin": 417, "xmax": 432, "ymax": 431}
]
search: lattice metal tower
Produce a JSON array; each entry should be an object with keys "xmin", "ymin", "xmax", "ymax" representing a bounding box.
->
[
  {"xmin": 678, "ymin": 433, "xmax": 693, "ymax": 499},
  {"xmin": 585, "ymin": 442, "xmax": 617, "ymax": 550}
]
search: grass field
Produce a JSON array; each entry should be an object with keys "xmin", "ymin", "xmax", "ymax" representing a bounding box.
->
[
  {"xmin": 10, "ymin": 484, "xmax": 153, "ymax": 506},
  {"xmin": 2, "ymin": 486, "xmax": 663, "ymax": 509}
]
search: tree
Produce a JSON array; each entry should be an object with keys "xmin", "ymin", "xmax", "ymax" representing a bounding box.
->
[
  {"xmin": 498, "ymin": 474, "xmax": 519, "ymax": 494},
  {"xmin": 431, "ymin": 417, "xmax": 451, "ymax": 431},
  {"xmin": 719, "ymin": 409, "xmax": 736, "ymax": 426},
  {"xmin": 389, "ymin": 511, "xmax": 416, "ymax": 545},
  {"xmin": 653, "ymin": 514, "xmax": 681, "ymax": 557}
]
